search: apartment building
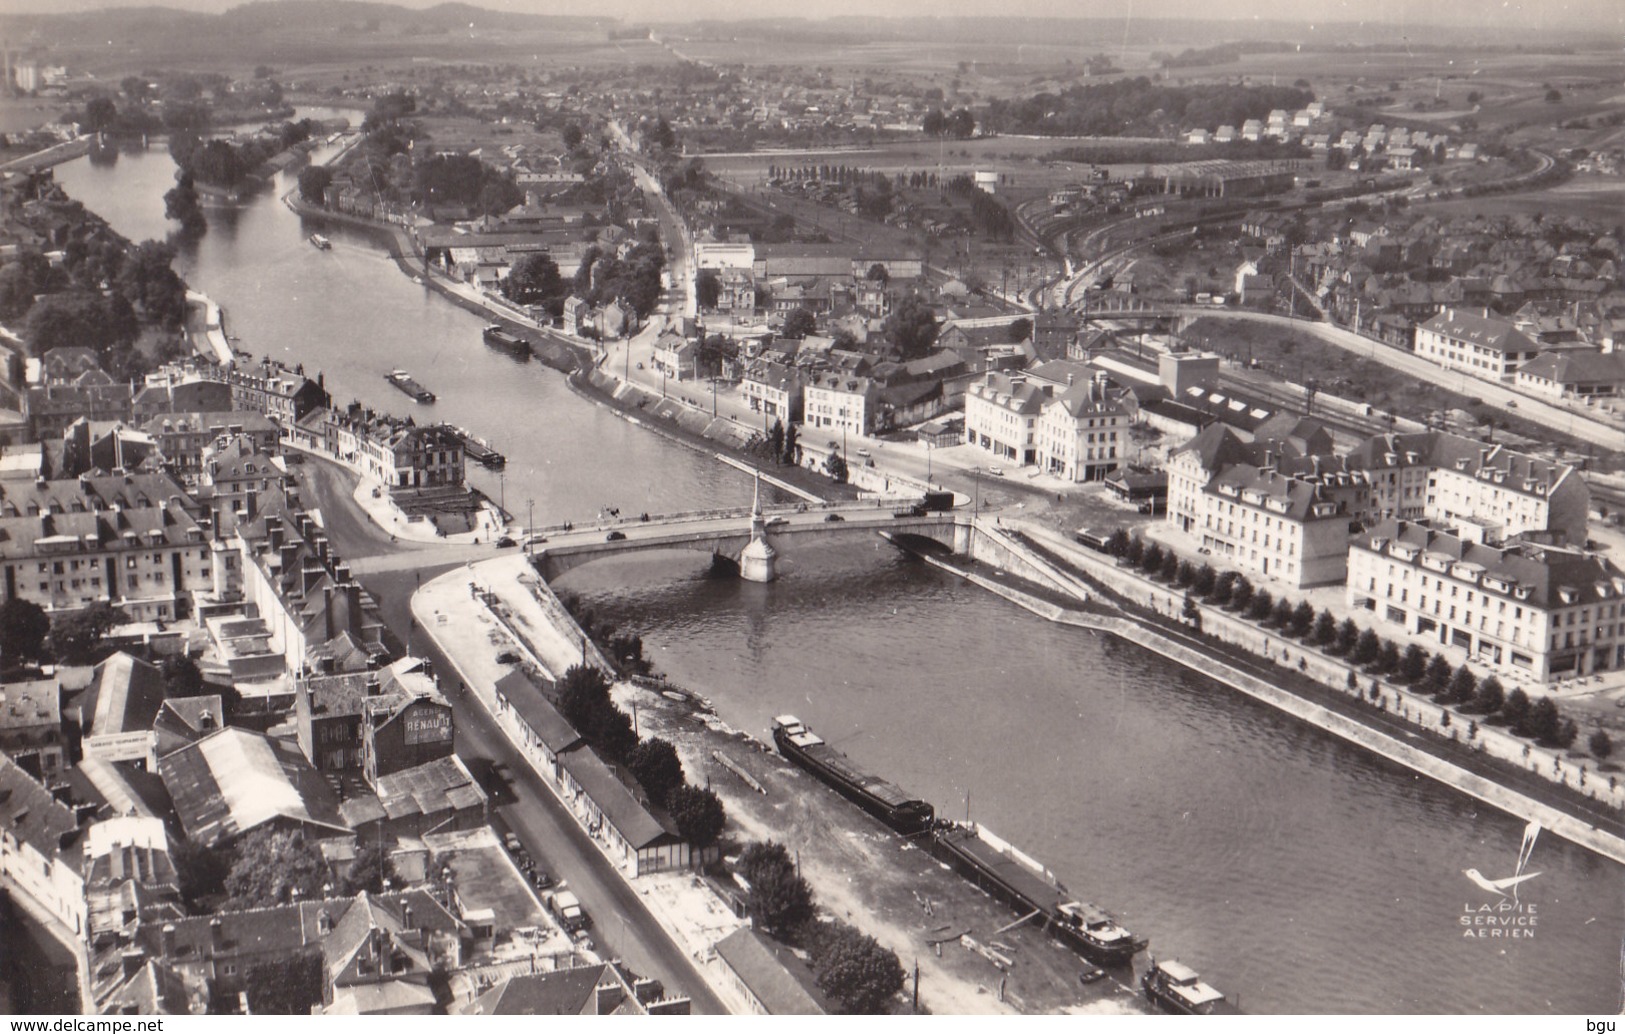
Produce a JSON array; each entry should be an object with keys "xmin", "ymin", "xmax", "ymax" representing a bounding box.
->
[
  {"xmin": 1413, "ymin": 309, "xmax": 1543, "ymax": 381},
  {"xmin": 1349, "ymin": 519, "xmax": 1625, "ymax": 682},
  {"xmin": 803, "ymin": 373, "xmax": 879, "ymax": 437},
  {"xmin": 0, "ymin": 473, "xmax": 209, "ymax": 620},
  {"xmin": 1035, "ymin": 376, "xmax": 1129, "ymax": 483},
  {"xmin": 740, "ymin": 359, "xmax": 805, "ymax": 424},
  {"xmin": 963, "ymin": 372, "xmax": 1050, "ymax": 466},
  {"xmin": 1198, "ymin": 459, "xmax": 1368, "ymax": 588}
]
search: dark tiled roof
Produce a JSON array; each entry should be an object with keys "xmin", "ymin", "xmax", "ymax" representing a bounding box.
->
[{"xmin": 0, "ymin": 754, "xmax": 82, "ymax": 875}]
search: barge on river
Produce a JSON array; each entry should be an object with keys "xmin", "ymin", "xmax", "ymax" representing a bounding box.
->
[
  {"xmin": 1141, "ymin": 959, "xmax": 1239, "ymax": 1014},
  {"xmin": 386, "ymin": 369, "xmax": 435, "ymax": 403},
  {"xmin": 483, "ymin": 323, "xmax": 531, "ymax": 360},
  {"xmin": 771, "ymin": 716, "xmax": 935, "ymax": 835},
  {"xmin": 929, "ymin": 821, "xmax": 1149, "ymax": 966},
  {"xmin": 446, "ymin": 425, "xmax": 505, "ymax": 469}
]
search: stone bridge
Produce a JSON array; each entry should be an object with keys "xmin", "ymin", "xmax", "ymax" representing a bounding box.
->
[{"xmin": 532, "ymin": 509, "xmax": 965, "ymax": 582}]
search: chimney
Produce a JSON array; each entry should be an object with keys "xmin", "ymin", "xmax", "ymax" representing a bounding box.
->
[
  {"xmin": 160, "ymin": 923, "xmax": 177, "ymax": 959},
  {"xmin": 323, "ymin": 586, "xmax": 337, "ymax": 642},
  {"xmin": 314, "ymin": 534, "xmax": 330, "ymax": 560},
  {"xmin": 120, "ymin": 947, "xmax": 145, "ymax": 979},
  {"xmin": 401, "ymin": 900, "xmax": 413, "ymax": 929},
  {"xmin": 208, "ymin": 917, "xmax": 224, "ymax": 954},
  {"xmin": 595, "ymin": 983, "xmax": 627, "ymax": 1015},
  {"xmin": 199, "ymin": 709, "xmax": 215, "ymax": 731},
  {"xmin": 278, "ymin": 542, "xmax": 299, "ymax": 574},
  {"xmin": 365, "ymin": 672, "xmax": 381, "ymax": 697},
  {"xmin": 110, "ymin": 843, "xmax": 125, "ymax": 881},
  {"xmin": 334, "ymin": 562, "xmax": 351, "ymax": 584},
  {"xmin": 265, "ymin": 516, "xmax": 283, "ymax": 550},
  {"xmin": 317, "ymin": 909, "xmax": 332, "ymax": 935}
]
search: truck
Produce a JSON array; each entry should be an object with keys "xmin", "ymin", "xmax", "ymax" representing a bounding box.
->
[{"xmin": 545, "ymin": 889, "xmax": 590, "ymax": 933}]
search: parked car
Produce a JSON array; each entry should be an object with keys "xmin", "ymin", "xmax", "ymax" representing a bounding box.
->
[
  {"xmin": 856, "ymin": 448, "xmax": 872, "ymax": 458},
  {"xmin": 988, "ymin": 466, "xmax": 1005, "ymax": 477},
  {"xmin": 495, "ymin": 536, "xmax": 517, "ymax": 548},
  {"xmin": 824, "ymin": 512, "xmax": 846, "ymax": 522},
  {"xmin": 606, "ymin": 530, "xmax": 626, "ymax": 541},
  {"xmin": 765, "ymin": 516, "xmax": 789, "ymax": 529},
  {"xmin": 503, "ymin": 832, "xmax": 523, "ymax": 854}
]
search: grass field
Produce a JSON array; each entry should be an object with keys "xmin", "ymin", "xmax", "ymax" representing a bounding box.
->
[{"xmin": 1422, "ymin": 175, "xmax": 1625, "ymax": 224}]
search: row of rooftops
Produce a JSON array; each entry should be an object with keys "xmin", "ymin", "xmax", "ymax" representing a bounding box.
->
[{"xmin": 1357, "ymin": 519, "xmax": 1625, "ymax": 613}]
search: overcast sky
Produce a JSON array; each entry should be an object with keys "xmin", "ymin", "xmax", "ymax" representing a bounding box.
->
[{"xmin": 13, "ymin": 0, "xmax": 1621, "ymax": 33}]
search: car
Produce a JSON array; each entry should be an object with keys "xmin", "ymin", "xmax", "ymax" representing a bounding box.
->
[
  {"xmin": 824, "ymin": 512, "xmax": 846, "ymax": 522},
  {"xmin": 1506, "ymin": 400, "xmax": 1518, "ymax": 408},
  {"xmin": 503, "ymin": 832, "xmax": 523, "ymax": 854},
  {"xmin": 856, "ymin": 448, "xmax": 871, "ymax": 458},
  {"xmin": 988, "ymin": 466, "xmax": 1005, "ymax": 477},
  {"xmin": 1079, "ymin": 966, "xmax": 1108, "ymax": 985},
  {"xmin": 606, "ymin": 530, "xmax": 626, "ymax": 541},
  {"xmin": 495, "ymin": 536, "xmax": 517, "ymax": 548},
  {"xmin": 764, "ymin": 516, "xmax": 789, "ymax": 529},
  {"xmin": 496, "ymin": 650, "xmax": 520, "ymax": 665},
  {"xmin": 529, "ymin": 869, "xmax": 555, "ymax": 891}
]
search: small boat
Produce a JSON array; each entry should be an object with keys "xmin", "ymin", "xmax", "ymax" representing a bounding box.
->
[
  {"xmin": 1141, "ymin": 959, "xmax": 1239, "ymax": 1015},
  {"xmin": 386, "ymin": 369, "xmax": 435, "ymax": 403},
  {"xmin": 309, "ymin": 233, "xmax": 332, "ymax": 250}
]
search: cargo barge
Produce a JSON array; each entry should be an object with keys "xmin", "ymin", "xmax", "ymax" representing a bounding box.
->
[
  {"xmin": 1141, "ymin": 959, "xmax": 1239, "ymax": 1014},
  {"xmin": 386, "ymin": 369, "xmax": 435, "ymax": 403},
  {"xmin": 483, "ymin": 323, "xmax": 531, "ymax": 360},
  {"xmin": 770, "ymin": 716, "xmax": 935, "ymax": 835},
  {"xmin": 928, "ymin": 821, "xmax": 1148, "ymax": 966},
  {"xmin": 448, "ymin": 426, "xmax": 506, "ymax": 469}
]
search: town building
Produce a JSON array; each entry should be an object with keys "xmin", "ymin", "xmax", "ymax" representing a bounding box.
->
[
  {"xmin": 158, "ymin": 726, "xmax": 351, "ymax": 848},
  {"xmin": 0, "ymin": 473, "xmax": 210, "ymax": 621},
  {"xmin": 73, "ymin": 653, "xmax": 166, "ymax": 768},
  {"xmin": 0, "ymin": 674, "xmax": 66, "ymax": 778},
  {"xmin": 1197, "ymin": 458, "xmax": 1368, "ymax": 588},
  {"xmin": 557, "ymin": 748, "xmax": 689, "ymax": 877},
  {"xmin": 1514, "ymin": 350, "xmax": 1625, "ymax": 401},
  {"xmin": 0, "ymin": 754, "xmax": 87, "ymax": 938},
  {"xmin": 1348, "ymin": 519, "xmax": 1625, "ymax": 682},
  {"xmin": 712, "ymin": 926, "xmax": 826, "ymax": 1015},
  {"xmin": 803, "ymin": 373, "xmax": 879, "ymax": 438},
  {"xmin": 142, "ymin": 412, "xmax": 280, "ymax": 478},
  {"xmin": 963, "ymin": 372, "xmax": 1051, "ymax": 466},
  {"xmin": 1035, "ymin": 375, "xmax": 1129, "ymax": 482},
  {"xmin": 1413, "ymin": 309, "xmax": 1544, "ymax": 381},
  {"xmin": 740, "ymin": 360, "xmax": 805, "ymax": 424}
]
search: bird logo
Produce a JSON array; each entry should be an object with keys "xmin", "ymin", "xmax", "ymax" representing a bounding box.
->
[{"xmin": 1463, "ymin": 821, "xmax": 1542, "ymax": 902}]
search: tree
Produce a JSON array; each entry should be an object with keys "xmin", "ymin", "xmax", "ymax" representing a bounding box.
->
[
  {"xmin": 343, "ymin": 843, "xmax": 399, "ymax": 895},
  {"xmin": 1270, "ymin": 597, "xmax": 1294, "ymax": 629},
  {"xmin": 1229, "ymin": 576, "xmax": 1253, "ymax": 613},
  {"xmin": 0, "ymin": 598, "xmax": 51, "ymax": 666},
  {"xmin": 782, "ymin": 307, "xmax": 818, "ymax": 339},
  {"xmin": 1123, "ymin": 535, "xmax": 1144, "ymax": 567},
  {"xmin": 118, "ymin": 239, "xmax": 187, "ymax": 328},
  {"xmin": 1248, "ymin": 588, "xmax": 1274, "ymax": 623},
  {"xmin": 1008, "ymin": 317, "xmax": 1032, "ymax": 342},
  {"xmin": 171, "ymin": 838, "xmax": 228, "ymax": 906},
  {"xmin": 738, "ymin": 841, "xmax": 814, "ymax": 935},
  {"xmin": 1174, "ymin": 560, "xmax": 1195, "ymax": 588},
  {"xmin": 921, "ymin": 109, "xmax": 947, "ymax": 136},
  {"xmin": 1500, "ymin": 687, "xmax": 1530, "ymax": 731},
  {"xmin": 1159, "ymin": 550, "xmax": 1179, "ymax": 583},
  {"xmin": 1424, "ymin": 653, "xmax": 1454, "ymax": 698},
  {"xmin": 1399, "ymin": 643, "xmax": 1428, "ymax": 684},
  {"xmin": 49, "ymin": 602, "xmax": 128, "ymax": 664},
  {"xmin": 809, "ymin": 919, "xmax": 905, "ymax": 1014},
  {"xmin": 223, "ymin": 829, "xmax": 329, "ymax": 908},
  {"xmin": 824, "ymin": 453, "xmax": 849, "ymax": 483},
  {"xmin": 503, "ymin": 253, "xmax": 565, "ymax": 308},
  {"xmin": 1140, "ymin": 542, "xmax": 1164, "ymax": 573},
  {"xmin": 557, "ymin": 664, "xmax": 638, "ymax": 762},
  {"xmin": 667, "ymin": 784, "xmax": 726, "ymax": 848},
  {"xmin": 164, "ymin": 171, "xmax": 207, "ymax": 236},
  {"xmin": 297, "ymin": 165, "xmax": 333, "ymax": 205},
  {"xmin": 1312, "ymin": 609, "xmax": 1337, "ymax": 648},
  {"xmin": 1290, "ymin": 601, "xmax": 1316, "ymax": 639},
  {"xmin": 1210, "ymin": 570, "xmax": 1236, "ymax": 607},
  {"xmin": 1352, "ymin": 629, "xmax": 1381, "ymax": 667},
  {"xmin": 1526, "ymin": 696, "xmax": 1560, "ymax": 744},
  {"xmin": 1473, "ymin": 674, "xmax": 1504, "ymax": 714},
  {"xmin": 1334, "ymin": 617, "xmax": 1360, "ymax": 657},
  {"xmin": 160, "ymin": 654, "xmax": 205, "ymax": 698},
  {"xmin": 695, "ymin": 269, "xmax": 721, "ymax": 310},
  {"xmin": 628, "ymin": 737, "xmax": 686, "ymax": 804},
  {"xmin": 1590, "ymin": 729, "xmax": 1613, "ymax": 761},
  {"xmin": 946, "ymin": 108, "xmax": 976, "ymax": 139},
  {"xmin": 562, "ymin": 122, "xmax": 584, "ymax": 150},
  {"xmin": 782, "ymin": 422, "xmax": 799, "ymax": 465},
  {"xmin": 1191, "ymin": 563, "xmax": 1216, "ymax": 598},
  {"xmin": 882, "ymin": 294, "xmax": 939, "ymax": 360},
  {"xmin": 865, "ymin": 263, "xmax": 890, "ymax": 285},
  {"xmin": 23, "ymin": 292, "xmax": 138, "ymax": 359},
  {"xmin": 82, "ymin": 96, "xmax": 118, "ymax": 133},
  {"xmin": 1544, "ymin": 88, "xmax": 1563, "ymax": 104},
  {"xmin": 242, "ymin": 950, "xmax": 324, "ymax": 1015},
  {"xmin": 768, "ymin": 419, "xmax": 785, "ymax": 461},
  {"xmin": 648, "ymin": 116, "xmax": 676, "ymax": 151},
  {"xmin": 1376, "ymin": 639, "xmax": 1400, "ymax": 675}
]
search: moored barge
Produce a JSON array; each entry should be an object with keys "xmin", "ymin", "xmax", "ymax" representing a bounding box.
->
[
  {"xmin": 929, "ymin": 821, "xmax": 1148, "ymax": 966},
  {"xmin": 1141, "ymin": 958, "xmax": 1239, "ymax": 1014},
  {"xmin": 771, "ymin": 716, "xmax": 935, "ymax": 835},
  {"xmin": 483, "ymin": 323, "xmax": 531, "ymax": 360}
]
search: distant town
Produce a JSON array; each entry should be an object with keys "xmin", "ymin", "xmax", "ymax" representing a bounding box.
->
[{"xmin": 0, "ymin": 0, "xmax": 1621, "ymax": 1018}]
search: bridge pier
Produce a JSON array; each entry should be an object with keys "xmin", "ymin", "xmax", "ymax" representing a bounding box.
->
[{"xmin": 738, "ymin": 472, "xmax": 777, "ymax": 583}]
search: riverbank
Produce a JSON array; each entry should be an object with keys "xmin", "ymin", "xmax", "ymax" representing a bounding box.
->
[{"xmin": 900, "ymin": 521, "xmax": 1625, "ymax": 867}]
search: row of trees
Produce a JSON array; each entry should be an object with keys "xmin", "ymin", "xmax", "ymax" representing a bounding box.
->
[
  {"xmin": 985, "ymin": 79, "xmax": 1314, "ymax": 137},
  {"xmin": 944, "ymin": 175, "xmax": 1015, "ymax": 241},
  {"xmin": 1105, "ymin": 532, "xmax": 1605, "ymax": 757},
  {"xmin": 920, "ymin": 107, "xmax": 976, "ymax": 139},
  {"xmin": 168, "ymin": 120, "xmax": 318, "ymax": 189},
  {"xmin": 737, "ymin": 841, "xmax": 904, "ymax": 1014},
  {"xmin": 554, "ymin": 665, "xmax": 726, "ymax": 850},
  {"xmin": 572, "ymin": 233, "xmax": 667, "ymax": 319}
]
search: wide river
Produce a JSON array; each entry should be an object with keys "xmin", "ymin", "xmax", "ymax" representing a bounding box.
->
[{"xmin": 54, "ymin": 129, "xmax": 1623, "ymax": 1014}]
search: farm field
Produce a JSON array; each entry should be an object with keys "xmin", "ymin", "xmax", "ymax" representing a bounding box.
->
[{"xmin": 1421, "ymin": 175, "xmax": 1625, "ymax": 224}]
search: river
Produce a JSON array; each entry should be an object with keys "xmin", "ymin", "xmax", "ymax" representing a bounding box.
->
[{"xmin": 52, "ymin": 126, "xmax": 1624, "ymax": 1015}]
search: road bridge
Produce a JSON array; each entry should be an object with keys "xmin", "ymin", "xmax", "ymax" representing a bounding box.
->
[{"xmin": 532, "ymin": 509, "xmax": 965, "ymax": 581}]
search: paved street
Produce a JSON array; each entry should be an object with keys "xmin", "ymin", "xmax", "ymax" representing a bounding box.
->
[{"xmin": 296, "ymin": 458, "xmax": 729, "ymax": 1014}]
